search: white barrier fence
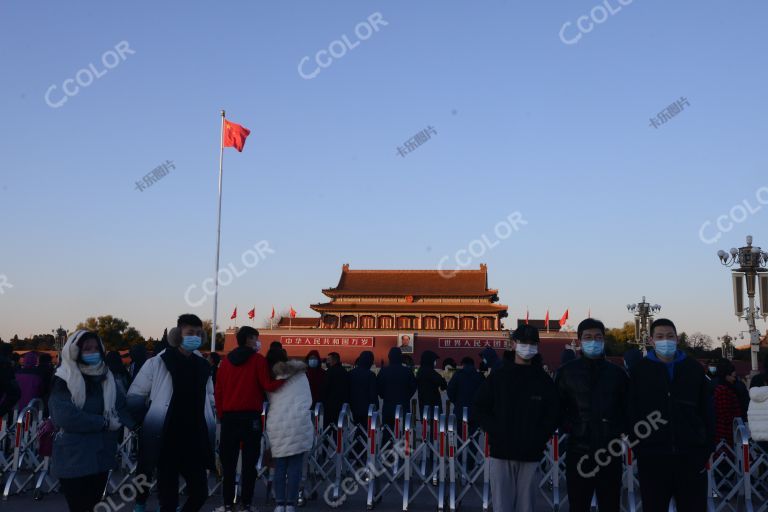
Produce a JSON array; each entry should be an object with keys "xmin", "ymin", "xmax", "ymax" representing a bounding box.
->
[{"xmin": 1, "ymin": 404, "xmax": 767, "ymax": 511}]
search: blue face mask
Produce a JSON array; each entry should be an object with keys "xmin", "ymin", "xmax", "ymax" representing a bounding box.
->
[
  {"xmin": 182, "ymin": 335, "xmax": 202, "ymax": 352},
  {"xmin": 654, "ymin": 340, "xmax": 677, "ymax": 358},
  {"xmin": 308, "ymin": 358, "xmax": 319, "ymax": 368},
  {"xmin": 82, "ymin": 352, "xmax": 102, "ymax": 365},
  {"xmin": 581, "ymin": 341, "xmax": 604, "ymax": 358}
]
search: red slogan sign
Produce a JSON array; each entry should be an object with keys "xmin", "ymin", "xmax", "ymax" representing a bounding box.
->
[{"xmin": 280, "ymin": 336, "xmax": 375, "ymax": 347}]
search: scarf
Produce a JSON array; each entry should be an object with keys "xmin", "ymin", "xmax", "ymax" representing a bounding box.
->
[{"xmin": 54, "ymin": 330, "xmax": 118, "ymax": 427}]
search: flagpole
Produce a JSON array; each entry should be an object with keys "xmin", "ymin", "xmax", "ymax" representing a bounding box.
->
[{"xmin": 211, "ymin": 109, "xmax": 226, "ymax": 353}]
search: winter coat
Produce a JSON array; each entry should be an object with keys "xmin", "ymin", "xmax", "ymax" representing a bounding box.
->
[
  {"xmin": 49, "ymin": 375, "xmax": 132, "ymax": 479},
  {"xmin": 714, "ymin": 383, "xmax": 742, "ymax": 445},
  {"xmin": 324, "ymin": 362, "xmax": 350, "ymax": 425},
  {"xmin": 266, "ymin": 360, "xmax": 313, "ymax": 458},
  {"xmin": 555, "ymin": 357, "xmax": 629, "ymax": 454},
  {"xmin": 215, "ymin": 346, "xmax": 282, "ymax": 418},
  {"xmin": 349, "ymin": 351, "xmax": 377, "ymax": 425},
  {"xmin": 748, "ymin": 386, "xmax": 768, "ymax": 441},
  {"xmin": 479, "ymin": 347, "xmax": 502, "ymax": 373},
  {"xmin": 305, "ymin": 350, "xmax": 326, "ymax": 408},
  {"xmin": 0, "ymin": 353, "xmax": 20, "ymax": 417},
  {"xmin": 15, "ymin": 367, "xmax": 45, "ymax": 411},
  {"xmin": 627, "ymin": 351, "xmax": 713, "ymax": 467},
  {"xmin": 473, "ymin": 360, "xmax": 559, "ymax": 461},
  {"xmin": 376, "ymin": 348, "xmax": 417, "ymax": 423},
  {"xmin": 446, "ymin": 363, "xmax": 484, "ymax": 422},
  {"xmin": 126, "ymin": 348, "xmax": 216, "ymax": 471},
  {"xmin": 417, "ymin": 351, "xmax": 447, "ymax": 413}
]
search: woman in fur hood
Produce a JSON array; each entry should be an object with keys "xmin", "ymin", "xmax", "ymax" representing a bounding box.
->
[{"xmin": 265, "ymin": 347, "xmax": 313, "ymax": 512}]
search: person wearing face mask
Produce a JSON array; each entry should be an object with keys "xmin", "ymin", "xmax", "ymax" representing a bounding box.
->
[
  {"xmin": 713, "ymin": 360, "xmax": 743, "ymax": 448},
  {"xmin": 127, "ymin": 314, "xmax": 216, "ymax": 512},
  {"xmin": 554, "ymin": 318, "xmax": 629, "ymax": 512},
  {"xmin": 213, "ymin": 327, "xmax": 284, "ymax": 512},
  {"xmin": 473, "ymin": 324, "xmax": 558, "ymax": 512},
  {"xmin": 304, "ymin": 350, "xmax": 326, "ymax": 408},
  {"xmin": 628, "ymin": 318, "xmax": 712, "ymax": 512},
  {"xmin": 479, "ymin": 346, "xmax": 502, "ymax": 375},
  {"xmin": 323, "ymin": 352, "xmax": 350, "ymax": 425},
  {"xmin": 49, "ymin": 330, "xmax": 133, "ymax": 512}
]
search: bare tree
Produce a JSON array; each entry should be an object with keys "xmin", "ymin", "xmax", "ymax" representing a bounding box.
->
[{"xmin": 688, "ymin": 332, "xmax": 713, "ymax": 351}]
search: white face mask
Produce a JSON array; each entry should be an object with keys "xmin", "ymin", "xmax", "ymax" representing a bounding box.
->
[{"xmin": 515, "ymin": 343, "xmax": 538, "ymax": 360}]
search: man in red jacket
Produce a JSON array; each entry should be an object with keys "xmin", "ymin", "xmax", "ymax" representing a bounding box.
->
[{"xmin": 215, "ymin": 327, "xmax": 284, "ymax": 512}]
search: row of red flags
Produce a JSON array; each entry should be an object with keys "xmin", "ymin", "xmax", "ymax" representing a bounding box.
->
[
  {"xmin": 230, "ymin": 306, "xmax": 297, "ymax": 321},
  {"xmin": 525, "ymin": 308, "xmax": 571, "ymax": 328}
]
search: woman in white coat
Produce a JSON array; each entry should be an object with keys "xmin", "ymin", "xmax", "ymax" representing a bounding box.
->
[{"xmin": 265, "ymin": 348, "xmax": 313, "ymax": 512}]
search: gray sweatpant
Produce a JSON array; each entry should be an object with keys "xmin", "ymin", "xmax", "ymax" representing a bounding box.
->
[{"xmin": 489, "ymin": 458, "xmax": 539, "ymax": 512}]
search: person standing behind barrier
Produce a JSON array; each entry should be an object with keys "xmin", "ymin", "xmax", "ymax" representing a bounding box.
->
[
  {"xmin": 0, "ymin": 342, "xmax": 20, "ymax": 418},
  {"xmin": 305, "ymin": 349, "xmax": 325, "ymax": 408},
  {"xmin": 215, "ymin": 327, "xmax": 284, "ymax": 512},
  {"xmin": 473, "ymin": 325, "xmax": 559, "ymax": 512},
  {"xmin": 49, "ymin": 330, "xmax": 133, "ymax": 512},
  {"xmin": 323, "ymin": 352, "xmax": 350, "ymax": 425},
  {"xmin": 555, "ymin": 318, "xmax": 628, "ymax": 512},
  {"xmin": 447, "ymin": 357, "xmax": 484, "ymax": 429},
  {"xmin": 127, "ymin": 314, "xmax": 216, "ymax": 512},
  {"xmin": 479, "ymin": 346, "xmax": 502, "ymax": 375},
  {"xmin": 16, "ymin": 351, "xmax": 44, "ymax": 410},
  {"xmin": 349, "ymin": 350, "xmax": 377, "ymax": 425},
  {"xmin": 713, "ymin": 360, "xmax": 743, "ymax": 446},
  {"xmin": 628, "ymin": 318, "xmax": 712, "ymax": 512},
  {"xmin": 105, "ymin": 351, "xmax": 130, "ymax": 395},
  {"xmin": 377, "ymin": 347, "xmax": 417, "ymax": 429},
  {"xmin": 127, "ymin": 344, "xmax": 147, "ymax": 384},
  {"xmin": 265, "ymin": 348, "xmax": 313, "ymax": 512},
  {"xmin": 417, "ymin": 350, "xmax": 447, "ymax": 414}
]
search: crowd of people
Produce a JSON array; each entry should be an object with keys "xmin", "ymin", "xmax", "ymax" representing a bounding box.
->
[{"xmin": 1, "ymin": 314, "xmax": 768, "ymax": 512}]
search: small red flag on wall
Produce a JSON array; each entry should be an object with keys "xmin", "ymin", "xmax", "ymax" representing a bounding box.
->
[
  {"xmin": 230, "ymin": 307, "xmax": 238, "ymax": 320},
  {"xmin": 559, "ymin": 309, "xmax": 569, "ymax": 327},
  {"xmin": 289, "ymin": 306, "xmax": 297, "ymax": 319},
  {"xmin": 248, "ymin": 307, "xmax": 255, "ymax": 320}
]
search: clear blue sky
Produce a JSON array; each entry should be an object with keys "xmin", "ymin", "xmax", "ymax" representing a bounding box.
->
[{"xmin": 1, "ymin": 1, "xmax": 767, "ymax": 344}]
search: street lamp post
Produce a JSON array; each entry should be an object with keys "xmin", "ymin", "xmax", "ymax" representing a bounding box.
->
[
  {"xmin": 717, "ymin": 235, "xmax": 768, "ymax": 375},
  {"xmin": 54, "ymin": 326, "xmax": 67, "ymax": 359},
  {"xmin": 717, "ymin": 333, "xmax": 734, "ymax": 360},
  {"xmin": 627, "ymin": 296, "xmax": 662, "ymax": 354}
]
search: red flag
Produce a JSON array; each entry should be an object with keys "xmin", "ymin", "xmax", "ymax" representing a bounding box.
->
[
  {"xmin": 248, "ymin": 307, "xmax": 255, "ymax": 320},
  {"xmin": 223, "ymin": 120, "xmax": 251, "ymax": 152},
  {"xmin": 271, "ymin": 306, "xmax": 275, "ymax": 319},
  {"xmin": 559, "ymin": 309, "xmax": 569, "ymax": 327},
  {"xmin": 525, "ymin": 309, "xmax": 529, "ymax": 325},
  {"xmin": 545, "ymin": 309, "xmax": 549, "ymax": 332},
  {"xmin": 230, "ymin": 307, "xmax": 237, "ymax": 320},
  {"xmin": 289, "ymin": 306, "xmax": 297, "ymax": 319}
]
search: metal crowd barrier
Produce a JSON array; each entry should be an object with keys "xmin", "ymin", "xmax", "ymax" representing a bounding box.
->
[{"xmin": 2, "ymin": 401, "xmax": 768, "ymax": 512}]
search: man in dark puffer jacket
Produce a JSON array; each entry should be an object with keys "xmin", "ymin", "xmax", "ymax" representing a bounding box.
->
[
  {"xmin": 628, "ymin": 318, "xmax": 713, "ymax": 512},
  {"xmin": 556, "ymin": 318, "xmax": 629, "ymax": 512}
]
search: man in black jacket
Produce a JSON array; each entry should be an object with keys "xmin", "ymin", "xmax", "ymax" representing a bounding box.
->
[
  {"xmin": 474, "ymin": 325, "xmax": 558, "ymax": 512},
  {"xmin": 555, "ymin": 318, "xmax": 628, "ymax": 512},
  {"xmin": 447, "ymin": 357, "xmax": 484, "ymax": 428},
  {"xmin": 628, "ymin": 318, "xmax": 712, "ymax": 512},
  {"xmin": 0, "ymin": 342, "xmax": 20, "ymax": 418},
  {"xmin": 377, "ymin": 347, "xmax": 417, "ymax": 429},
  {"xmin": 323, "ymin": 352, "xmax": 350, "ymax": 425}
]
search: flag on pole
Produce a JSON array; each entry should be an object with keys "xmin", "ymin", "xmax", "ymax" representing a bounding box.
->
[
  {"xmin": 525, "ymin": 308, "xmax": 529, "ymax": 325},
  {"xmin": 289, "ymin": 306, "xmax": 297, "ymax": 319},
  {"xmin": 222, "ymin": 120, "xmax": 251, "ymax": 152},
  {"xmin": 248, "ymin": 307, "xmax": 255, "ymax": 320},
  {"xmin": 545, "ymin": 309, "xmax": 550, "ymax": 333},
  {"xmin": 230, "ymin": 307, "xmax": 237, "ymax": 320},
  {"xmin": 559, "ymin": 309, "xmax": 569, "ymax": 327},
  {"xmin": 271, "ymin": 306, "xmax": 275, "ymax": 319}
]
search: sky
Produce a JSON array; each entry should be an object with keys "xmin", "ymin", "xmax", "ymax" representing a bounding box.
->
[{"xmin": 1, "ymin": 1, "xmax": 767, "ymax": 345}]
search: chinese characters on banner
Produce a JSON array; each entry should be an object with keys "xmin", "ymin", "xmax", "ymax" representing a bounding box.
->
[
  {"xmin": 135, "ymin": 160, "xmax": 176, "ymax": 192},
  {"xmin": 649, "ymin": 97, "xmax": 690, "ymax": 129},
  {"xmin": 438, "ymin": 338, "xmax": 508, "ymax": 349},
  {"xmin": 397, "ymin": 126, "xmax": 437, "ymax": 158},
  {"xmin": 280, "ymin": 336, "xmax": 375, "ymax": 347}
]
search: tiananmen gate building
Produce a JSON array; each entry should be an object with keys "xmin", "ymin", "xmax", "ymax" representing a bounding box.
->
[{"xmin": 223, "ymin": 264, "xmax": 577, "ymax": 367}]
